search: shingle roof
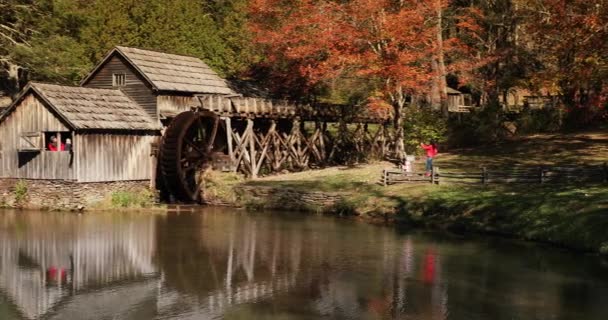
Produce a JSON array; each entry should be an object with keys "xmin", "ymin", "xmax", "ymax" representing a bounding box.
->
[
  {"xmin": 29, "ymin": 83, "xmax": 159, "ymax": 131},
  {"xmin": 115, "ymin": 46, "xmax": 236, "ymax": 94},
  {"xmin": 447, "ymin": 87, "xmax": 462, "ymax": 94}
]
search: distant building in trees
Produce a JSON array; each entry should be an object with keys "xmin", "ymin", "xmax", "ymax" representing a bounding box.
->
[
  {"xmin": 446, "ymin": 87, "xmax": 474, "ymax": 113},
  {"xmin": 500, "ymin": 87, "xmax": 559, "ymax": 112}
]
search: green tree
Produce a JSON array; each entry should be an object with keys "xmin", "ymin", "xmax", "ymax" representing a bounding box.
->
[
  {"xmin": 12, "ymin": 0, "xmax": 90, "ymax": 85},
  {"xmin": 204, "ymin": 0, "xmax": 259, "ymax": 76},
  {"xmin": 79, "ymin": 0, "xmax": 251, "ymax": 77},
  {"xmin": 0, "ymin": 0, "xmax": 41, "ymax": 96}
]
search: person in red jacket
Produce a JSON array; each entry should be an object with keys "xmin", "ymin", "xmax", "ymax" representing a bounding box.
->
[
  {"xmin": 420, "ymin": 140, "xmax": 438, "ymax": 176},
  {"xmin": 48, "ymin": 135, "xmax": 65, "ymax": 151}
]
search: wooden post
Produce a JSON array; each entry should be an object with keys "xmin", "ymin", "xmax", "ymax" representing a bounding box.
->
[
  {"xmin": 254, "ymin": 120, "xmax": 275, "ymax": 174},
  {"xmin": 150, "ymin": 138, "xmax": 158, "ymax": 190},
  {"xmin": 224, "ymin": 117, "xmax": 236, "ymax": 171},
  {"xmin": 56, "ymin": 132, "xmax": 62, "ymax": 150},
  {"xmin": 482, "ymin": 167, "xmax": 487, "ymax": 185},
  {"xmin": 383, "ymin": 169, "xmax": 387, "ymax": 186},
  {"xmin": 435, "ymin": 166, "xmax": 440, "ymax": 185},
  {"xmin": 247, "ymin": 119, "xmax": 257, "ymax": 178},
  {"xmin": 539, "ymin": 166, "xmax": 544, "ymax": 184},
  {"xmin": 603, "ymin": 162, "xmax": 608, "ymax": 183},
  {"xmin": 431, "ymin": 166, "xmax": 437, "ymax": 184}
]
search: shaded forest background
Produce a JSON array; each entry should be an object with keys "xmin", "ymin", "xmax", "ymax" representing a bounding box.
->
[{"xmin": 0, "ymin": 0, "xmax": 606, "ymax": 151}]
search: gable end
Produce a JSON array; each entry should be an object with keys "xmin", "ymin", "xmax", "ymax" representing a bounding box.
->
[{"xmin": 81, "ymin": 51, "xmax": 158, "ymax": 119}]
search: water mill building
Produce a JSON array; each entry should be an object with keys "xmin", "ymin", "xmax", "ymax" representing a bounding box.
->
[{"xmin": 0, "ymin": 46, "xmax": 391, "ymax": 209}]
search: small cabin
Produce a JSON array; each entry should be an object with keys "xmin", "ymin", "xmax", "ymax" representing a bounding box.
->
[
  {"xmin": 447, "ymin": 87, "xmax": 473, "ymax": 113},
  {"xmin": 0, "ymin": 83, "xmax": 159, "ymax": 182},
  {"xmin": 80, "ymin": 46, "xmax": 236, "ymax": 121},
  {"xmin": 0, "ymin": 46, "xmax": 238, "ymax": 185}
]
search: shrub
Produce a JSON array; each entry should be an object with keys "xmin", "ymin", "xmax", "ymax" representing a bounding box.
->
[
  {"xmin": 600, "ymin": 242, "xmax": 608, "ymax": 256},
  {"xmin": 200, "ymin": 170, "xmax": 244, "ymax": 204},
  {"xmin": 327, "ymin": 198, "xmax": 359, "ymax": 216},
  {"xmin": 516, "ymin": 106, "xmax": 562, "ymax": 134},
  {"xmin": 447, "ymin": 103, "xmax": 512, "ymax": 147},
  {"xmin": 13, "ymin": 180, "xmax": 28, "ymax": 204},
  {"xmin": 402, "ymin": 106, "xmax": 447, "ymax": 154},
  {"xmin": 110, "ymin": 189, "xmax": 155, "ymax": 208}
]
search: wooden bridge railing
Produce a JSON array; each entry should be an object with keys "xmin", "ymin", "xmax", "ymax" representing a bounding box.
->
[
  {"xmin": 382, "ymin": 163, "xmax": 608, "ymax": 186},
  {"xmin": 197, "ymin": 94, "xmax": 392, "ymax": 123}
]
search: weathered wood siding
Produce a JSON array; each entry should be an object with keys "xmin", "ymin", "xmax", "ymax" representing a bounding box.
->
[
  {"xmin": 447, "ymin": 94, "xmax": 463, "ymax": 109},
  {"xmin": 157, "ymin": 95, "xmax": 197, "ymax": 117},
  {"xmin": 0, "ymin": 94, "xmax": 74, "ymax": 180},
  {"xmin": 74, "ymin": 133, "xmax": 157, "ymax": 182},
  {"xmin": 83, "ymin": 55, "xmax": 158, "ymax": 119}
]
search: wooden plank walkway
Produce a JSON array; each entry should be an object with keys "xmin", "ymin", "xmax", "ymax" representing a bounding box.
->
[
  {"xmin": 381, "ymin": 163, "xmax": 608, "ymax": 186},
  {"xmin": 197, "ymin": 94, "xmax": 391, "ymax": 123}
]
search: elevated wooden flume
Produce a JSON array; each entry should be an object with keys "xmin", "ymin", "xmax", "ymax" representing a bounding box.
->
[{"xmin": 158, "ymin": 94, "xmax": 393, "ymax": 202}]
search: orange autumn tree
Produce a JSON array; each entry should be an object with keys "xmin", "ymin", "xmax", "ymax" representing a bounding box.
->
[
  {"xmin": 519, "ymin": 0, "xmax": 608, "ymax": 126},
  {"xmin": 249, "ymin": 0, "xmax": 478, "ymax": 156}
]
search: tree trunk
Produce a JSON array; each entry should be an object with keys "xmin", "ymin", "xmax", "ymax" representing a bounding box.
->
[
  {"xmin": 390, "ymin": 87, "xmax": 407, "ymax": 160},
  {"xmin": 393, "ymin": 103, "xmax": 405, "ymax": 160},
  {"xmin": 430, "ymin": 59, "xmax": 441, "ymax": 111},
  {"xmin": 435, "ymin": 1, "xmax": 448, "ymax": 117}
]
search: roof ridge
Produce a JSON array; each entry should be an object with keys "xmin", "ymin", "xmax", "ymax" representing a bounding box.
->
[
  {"xmin": 82, "ymin": 45, "xmax": 236, "ymax": 94},
  {"xmin": 116, "ymin": 45, "xmax": 201, "ymax": 60},
  {"xmin": 31, "ymin": 82, "xmax": 128, "ymax": 93}
]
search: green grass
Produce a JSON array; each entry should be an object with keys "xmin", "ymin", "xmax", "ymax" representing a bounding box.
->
[
  {"xmin": 200, "ymin": 170, "xmax": 245, "ymax": 204},
  {"xmin": 438, "ymin": 130, "xmax": 608, "ymax": 170},
  {"xmin": 236, "ymin": 130, "xmax": 608, "ymax": 253},
  {"xmin": 108, "ymin": 189, "xmax": 155, "ymax": 208},
  {"xmin": 404, "ymin": 184, "xmax": 608, "ymax": 251}
]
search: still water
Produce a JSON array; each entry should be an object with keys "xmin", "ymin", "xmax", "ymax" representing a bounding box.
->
[{"xmin": 0, "ymin": 208, "xmax": 607, "ymax": 320}]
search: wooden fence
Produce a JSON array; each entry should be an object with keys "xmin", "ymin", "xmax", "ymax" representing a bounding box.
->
[{"xmin": 381, "ymin": 163, "xmax": 608, "ymax": 186}]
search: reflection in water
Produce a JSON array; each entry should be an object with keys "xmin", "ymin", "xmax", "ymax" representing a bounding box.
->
[
  {"xmin": 0, "ymin": 208, "xmax": 607, "ymax": 320},
  {"xmin": 0, "ymin": 212, "xmax": 157, "ymax": 320}
]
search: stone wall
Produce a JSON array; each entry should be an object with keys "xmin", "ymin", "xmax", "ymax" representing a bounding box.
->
[
  {"xmin": 0, "ymin": 179, "xmax": 150, "ymax": 210},
  {"xmin": 236, "ymin": 186, "xmax": 344, "ymax": 212}
]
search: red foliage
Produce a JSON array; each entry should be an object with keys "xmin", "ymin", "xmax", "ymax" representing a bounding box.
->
[
  {"xmin": 249, "ymin": 0, "xmax": 480, "ymax": 104},
  {"xmin": 521, "ymin": 0, "xmax": 608, "ymax": 124}
]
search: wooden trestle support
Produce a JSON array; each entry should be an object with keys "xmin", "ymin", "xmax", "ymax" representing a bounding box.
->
[{"xmin": 158, "ymin": 94, "xmax": 391, "ymax": 202}]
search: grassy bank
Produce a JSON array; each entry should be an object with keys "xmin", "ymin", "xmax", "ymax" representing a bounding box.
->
[{"xmin": 220, "ymin": 130, "xmax": 608, "ymax": 254}]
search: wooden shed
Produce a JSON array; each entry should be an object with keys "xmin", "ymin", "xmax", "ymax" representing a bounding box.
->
[
  {"xmin": 0, "ymin": 82, "xmax": 159, "ymax": 182},
  {"xmin": 447, "ymin": 87, "xmax": 473, "ymax": 113},
  {"xmin": 80, "ymin": 46, "xmax": 236, "ymax": 120}
]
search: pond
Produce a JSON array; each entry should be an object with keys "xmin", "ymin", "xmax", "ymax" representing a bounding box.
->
[{"xmin": 0, "ymin": 208, "xmax": 607, "ymax": 320}]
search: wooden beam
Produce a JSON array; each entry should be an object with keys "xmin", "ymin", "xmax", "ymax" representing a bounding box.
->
[
  {"xmin": 223, "ymin": 117, "xmax": 236, "ymax": 171},
  {"xmin": 247, "ymin": 119, "xmax": 257, "ymax": 178}
]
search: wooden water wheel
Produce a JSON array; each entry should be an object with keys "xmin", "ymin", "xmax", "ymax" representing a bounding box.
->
[{"xmin": 159, "ymin": 111, "xmax": 220, "ymax": 202}]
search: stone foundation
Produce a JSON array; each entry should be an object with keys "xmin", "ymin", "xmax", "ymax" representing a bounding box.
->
[
  {"xmin": 236, "ymin": 186, "xmax": 344, "ymax": 212},
  {"xmin": 0, "ymin": 179, "xmax": 150, "ymax": 210}
]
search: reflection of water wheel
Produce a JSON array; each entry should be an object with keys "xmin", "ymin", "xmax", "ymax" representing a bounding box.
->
[{"xmin": 160, "ymin": 111, "xmax": 219, "ymax": 202}]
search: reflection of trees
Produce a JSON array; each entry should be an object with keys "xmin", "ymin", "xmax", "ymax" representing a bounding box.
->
[
  {"xmin": 1, "ymin": 209, "xmax": 607, "ymax": 319},
  {"xmin": 153, "ymin": 210, "xmax": 451, "ymax": 319}
]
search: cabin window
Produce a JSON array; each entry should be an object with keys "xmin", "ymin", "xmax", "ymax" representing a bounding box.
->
[
  {"xmin": 112, "ymin": 73, "xmax": 127, "ymax": 87},
  {"xmin": 18, "ymin": 132, "xmax": 42, "ymax": 152},
  {"xmin": 43, "ymin": 132, "xmax": 73, "ymax": 152}
]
